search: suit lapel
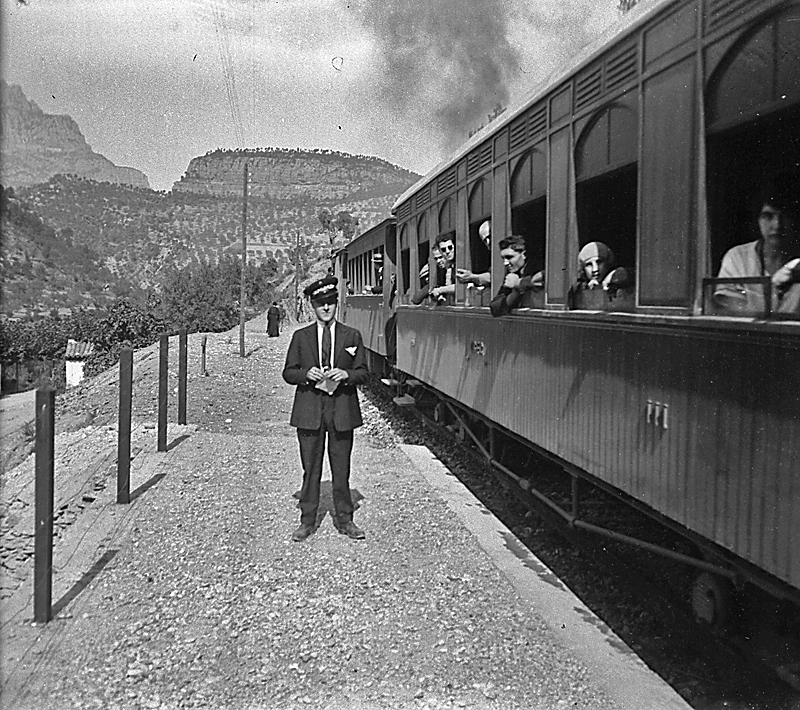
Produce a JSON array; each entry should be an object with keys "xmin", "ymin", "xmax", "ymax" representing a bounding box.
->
[
  {"xmin": 307, "ymin": 324, "xmax": 320, "ymax": 367},
  {"xmin": 333, "ymin": 322, "xmax": 346, "ymax": 367}
]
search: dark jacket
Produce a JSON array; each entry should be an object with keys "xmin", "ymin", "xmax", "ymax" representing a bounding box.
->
[
  {"xmin": 489, "ymin": 261, "xmax": 542, "ymax": 317},
  {"xmin": 282, "ymin": 321, "xmax": 369, "ymax": 430}
]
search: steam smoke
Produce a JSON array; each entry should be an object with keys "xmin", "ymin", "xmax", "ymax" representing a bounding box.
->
[
  {"xmin": 358, "ymin": 0, "xmax": 519, "ymax": 152},
  {"xmin": 356, "ymin": 0, "xmax": 618, "ymax": 155}
]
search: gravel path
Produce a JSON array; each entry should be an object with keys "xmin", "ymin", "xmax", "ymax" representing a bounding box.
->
[{"xmin": 1, "ymin": 319, "xmax": 619, "ymax": 710}]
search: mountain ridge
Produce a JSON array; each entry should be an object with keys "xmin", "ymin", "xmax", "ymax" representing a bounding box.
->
[
  {"xmin": 172, "ymin": 148, "xmax": 418, "ymax": 202},
  {"xmin": 0, "ymin": 81, "xmax": 150, "ymax": 189}
]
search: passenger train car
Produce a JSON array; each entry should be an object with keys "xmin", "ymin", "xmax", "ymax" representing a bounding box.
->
[{"xmin": 337, "ymin": 0, "xmax": 800, "ymax": 632}]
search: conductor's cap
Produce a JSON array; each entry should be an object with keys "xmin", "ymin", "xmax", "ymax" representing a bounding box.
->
[{"xmin": 305, "ymin": 275, "xmax": 338, "ymax": 304}]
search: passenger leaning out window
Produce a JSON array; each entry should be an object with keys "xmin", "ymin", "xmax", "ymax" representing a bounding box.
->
[
  {"xmin": 489, "ymin": 235, "xmax": 544, "ymax": 317},
  {"xmin": 715, "ymin": 188, "xmax": 800, "ymax": 316}
]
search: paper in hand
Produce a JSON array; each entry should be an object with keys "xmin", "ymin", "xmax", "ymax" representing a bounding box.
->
[{"xmin": 315, "ymin": 372, "xmax": 339, "ymax": 395}]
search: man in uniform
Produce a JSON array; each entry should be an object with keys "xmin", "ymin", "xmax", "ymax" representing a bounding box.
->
[{"xmin": 282, "ymin": 275, "xmax": 369, "ymax": 541}]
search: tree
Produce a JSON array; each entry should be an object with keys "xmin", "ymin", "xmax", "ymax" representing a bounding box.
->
[
  {"xmin": 317, "ymin": 208, "xmax": 333, "ymax": 235},
  {"xmin": 334, "ymin": 211, "xmax": 357, "ymax": 243}
]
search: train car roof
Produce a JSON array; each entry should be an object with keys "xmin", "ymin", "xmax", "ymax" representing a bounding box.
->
[{"xmin": 392, "ymin": 0, "xmax": 676, "ymax": 213}]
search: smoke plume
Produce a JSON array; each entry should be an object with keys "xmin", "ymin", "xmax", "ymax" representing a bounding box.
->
[
  {"xmin": 357, "ymin": 0, "xmax": 519, "ymax": 152},
  {"xmin": 355, "ymin": 0, "xmax": 619, "ymax": 157}
]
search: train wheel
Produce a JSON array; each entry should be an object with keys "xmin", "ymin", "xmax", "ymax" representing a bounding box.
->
[{"xmin": 692, "ymin": 572, "xmax": 735, "ymax": 632}]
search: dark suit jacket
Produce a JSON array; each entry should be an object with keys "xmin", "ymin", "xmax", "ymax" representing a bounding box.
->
[{"xmin": 282, "ymin": 321, "xmax": 369, "ymax": 431}]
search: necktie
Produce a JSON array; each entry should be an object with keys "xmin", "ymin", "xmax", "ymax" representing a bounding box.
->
[{"xmin": 321, "ymin": 322, "xmax": 332, "ymax": 369}]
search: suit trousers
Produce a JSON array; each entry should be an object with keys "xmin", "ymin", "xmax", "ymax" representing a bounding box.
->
[{"xmin": 296, "ymin": 395, "xmax": 355, "ymax": 526}]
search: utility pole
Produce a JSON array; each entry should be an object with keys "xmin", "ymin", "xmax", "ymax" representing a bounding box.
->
[
  {"xmin": 294, "ymin": 230, "xmax": 300, "ymax": 320},
  {"xmin": 239, "ymin": 162, "xmax": 249, "ymax": 358}
]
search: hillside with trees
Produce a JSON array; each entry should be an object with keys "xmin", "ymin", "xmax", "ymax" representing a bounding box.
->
[
  {"xmin": 0, "ymin": 185, "xmax": 131, "ymax": 316},
  {"xmin": 8, "ymin": 146, "xmax": 418, "ymax": 316}
]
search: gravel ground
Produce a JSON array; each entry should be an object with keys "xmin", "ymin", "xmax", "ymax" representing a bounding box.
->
[
  {"xmin": 1, "ymin": 318, "xmax": 622, "ymax": 710},
  {"xmin": 364, "ymin": 380, "xmax": 800, "ymax": 710}
]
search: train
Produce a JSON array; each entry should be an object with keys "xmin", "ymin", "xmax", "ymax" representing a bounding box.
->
[{"xmin": 334, "ymin": 0, "xmax": 800, "ymax": 641}]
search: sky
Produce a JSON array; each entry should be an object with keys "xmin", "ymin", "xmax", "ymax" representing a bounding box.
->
[{"xmin": 1, "ymin": 0, "xmax": 624, "ymax": 191}]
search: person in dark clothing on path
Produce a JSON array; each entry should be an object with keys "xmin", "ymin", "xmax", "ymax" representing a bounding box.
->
[
  {"xmin": 282, "ymin": 276, "xmax": 369, "ymax": 542},
  {"xmin": 267, "ymin": 301, "xmax": 281, "ymax": 337}
]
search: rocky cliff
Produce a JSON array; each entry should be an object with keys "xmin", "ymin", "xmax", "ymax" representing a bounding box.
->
[
  {"xmin": 172, "ymin": 148, "xmax": 418, "ymax": 202},
  {"xmin": 0, "ymin": 81, "xmax": 149, "ymax": 189}
]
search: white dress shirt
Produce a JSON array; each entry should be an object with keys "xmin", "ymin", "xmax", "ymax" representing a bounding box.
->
[{"xmin": 316, "ymin": 319, "xmax": 336, "ymax": 368}]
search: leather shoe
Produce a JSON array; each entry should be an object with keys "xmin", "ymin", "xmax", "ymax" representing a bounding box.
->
[
  {"xmin": 338, "ymin": 521, "xmax": 365, "ymax": 540},
  {"xmin": 291, "ymin": 523, "xmax": 314, "ymax": 542}
]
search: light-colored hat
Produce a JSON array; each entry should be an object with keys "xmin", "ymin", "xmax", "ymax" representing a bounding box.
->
[{"xmin": 578, "ymin": 241, "xmax": 614, "ymax": 265}]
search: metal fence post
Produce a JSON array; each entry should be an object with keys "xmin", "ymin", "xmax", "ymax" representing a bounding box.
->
[
  {"xmin": 178, "ymin": 328, "xmax": 187, "ymax": 425},
  {"xmin": 200, "ymin": 334, "xmax": 208, "ymax": 376},
  {"xmin": 117, "ymin": 348, "xmax": 133, "ymax": 504},
  {"xmin": 158, "ymin": 334, "xmax": 168, "ymax": 452},
  {"xmin": 34, "ymin": 386, "xmax": 55, "ymax": 623}
]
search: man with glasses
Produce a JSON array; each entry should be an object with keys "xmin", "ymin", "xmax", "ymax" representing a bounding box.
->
[{"xmin": 430, "ymin": 234, "xmax": 456, "ymax": 301}]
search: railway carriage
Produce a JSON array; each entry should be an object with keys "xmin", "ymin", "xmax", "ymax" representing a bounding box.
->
[
  {"xmin": 339, "ymin": 0, "xmax": 800, "ymax": 634},
  {"xmin": 335, "ymin": 217, "xmax": 396, "ymax": 373}
]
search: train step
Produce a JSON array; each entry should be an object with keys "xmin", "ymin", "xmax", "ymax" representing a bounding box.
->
[{"xmin": 393, "ymin": 394, "xmax": 416, "ymax": 407}]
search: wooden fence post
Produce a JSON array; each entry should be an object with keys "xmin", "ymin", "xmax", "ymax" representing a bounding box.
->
[
  {"xmin": 117, "ymin": 348, "xmax": 133, "ymax": 504},
  {"xmin": 158, "ymin": 334, "xmax": 168, "ymax": 452},
  {"xmin": 178, "ymin": 328, "xmax": 187, "ymax": 425},
  {"xmin": 34, "ymin": 386, "xmax": 55, "ymax": 623}
]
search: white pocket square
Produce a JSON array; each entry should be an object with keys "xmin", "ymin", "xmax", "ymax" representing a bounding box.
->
[{"xmin": 345, "ymin": 346, "xmax": 357, "ymax": 356}]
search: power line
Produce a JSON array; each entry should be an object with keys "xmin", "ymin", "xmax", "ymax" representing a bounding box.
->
[{"xmin": 210, "ymin": 0, "xmax": 245, "ymax": 147}]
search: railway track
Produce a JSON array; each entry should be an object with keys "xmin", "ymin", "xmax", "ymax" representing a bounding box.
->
[{"xmin": 366, "ymin": 378, "xmax": 800, "ymax": 710}]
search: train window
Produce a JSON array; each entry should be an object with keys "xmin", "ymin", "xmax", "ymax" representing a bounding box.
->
[
  {"xmin": 574, "ymin": 100, "xmax": 638, "ymax": 311},
  {"xmin": 439, "ymin": 197, "xmax": 456, "ymax": 235},
  {"xmin": 510, "ymin": 148, "xmax": 547, "ymax": 281},
  {"xmin": 704, "ymin": 6, "xmax": 800, "ymax": 318},
  {"xmin": 468, "ymin": 179, "xmax": 492, "ymax": 290},
  {"xmin": 417, "ymin": 213, "xmax": 429, "ymax": 294},
  {"xmin": 399, "ymin": 224, "xmax": 411, "ymax": 300},
  {"xmin": 372, "ymin": 246, "xmax": 384, "ymax": 294},
  {"xmin": 706, "ymin": 7, "xmax": 800, "ymax": 133}
]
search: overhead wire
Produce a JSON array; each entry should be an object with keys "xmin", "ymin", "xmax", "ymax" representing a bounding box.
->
[{"xmin": 210, "ymin": 0, "xmax": 245, "ymax": 148}]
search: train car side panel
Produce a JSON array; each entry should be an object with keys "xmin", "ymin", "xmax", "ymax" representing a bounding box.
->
[
  {"xmin": 345, "ymin": 296, "xmax": 386, "ymax": 357},
  {"xmin": 396, "ymin": 307, "xmax": 800, "ymax": 591}
]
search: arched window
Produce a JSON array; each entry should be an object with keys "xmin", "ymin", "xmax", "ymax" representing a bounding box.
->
[
  {"xmin": 467, "ymin": 178, "xmax": 492, "ymax": 278},
  {"xmin": 705, "ymin": 6, "xmax": 800, "ymax": 303},
  {"xmin": 510, "ymin": 149, "xmax": 547, "ymax": 276},
  {"xmin": 399, "ymin": 224, "xmax": 410, "ymax": 298},
  {"xmin": 417, "ymin": 213, "xmax": 429, "ymax": 292},
  {"xmin": 575, "ymin": 99, "xmax": 638, "ymax": 277},
  {"xmin": 438, "ymin": 198, "xmax": 456, "ymax": 241},
  {"xmin": 707, "ymin": 7, "xmax": 800, "ymax": 134}
]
